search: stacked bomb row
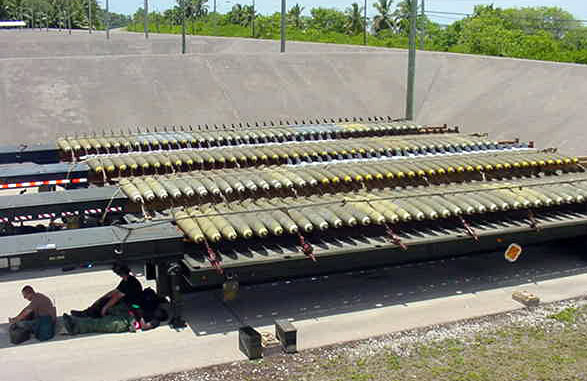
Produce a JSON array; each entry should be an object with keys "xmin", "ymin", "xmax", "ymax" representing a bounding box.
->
[
  {"xmin": 86, "ymin": 134, "xmax": 517, "ymax": 176},
  {"xmin": 58, "ymin": 121, "xmax": 448, "ymax": 156},
  {"xmin": 118, "ymin": 151, "xmax": 581, "ymax": 203},
  {"xmin": 173, "ymin": 179, "xmax": 587, "ymax": 244}
]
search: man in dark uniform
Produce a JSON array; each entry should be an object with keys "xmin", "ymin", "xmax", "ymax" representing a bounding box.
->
[
  {"xmin": 102, "ymin": 262, "xmax": 143, "ymax": 316},
  {"xmin": 62, "ymin": 262, "xmax": 142, "ymax": 335},
  {"xmin": 71, "ymin": 262, "xmax": 142, "ymax": 318}
]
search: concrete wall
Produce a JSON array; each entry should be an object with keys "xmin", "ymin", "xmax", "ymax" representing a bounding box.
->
[{"xmin": 1, "ymin": 31, "xmax": 585, "ymax": 154}]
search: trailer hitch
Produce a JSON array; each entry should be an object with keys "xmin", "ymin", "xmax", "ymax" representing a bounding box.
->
[
  {"xmin": 203, "ymin": 240, "xmax": 223, "ymax": 274},
  {"xmin": 385, "ymin": 224, "xmax": 407, "ymax": 251},
  {"xmin": 297, "ymin": 233, "xmax": 316, "ymax": 262},
  {"xmin": 460, "ymin": 216, "xmax": 479, "ymax": 242}
]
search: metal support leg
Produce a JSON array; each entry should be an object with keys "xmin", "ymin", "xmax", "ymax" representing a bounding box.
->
[
  {"xmin": 155, "ymin": 262, "xmax": 171, "ymax": 297},
  {"xmin": 145, "ymin": 261, "xmax": 156, "ymax": 280},
  {"xmin": 168, "ymin": 262, "xmax": 186, "ymax": 329}
]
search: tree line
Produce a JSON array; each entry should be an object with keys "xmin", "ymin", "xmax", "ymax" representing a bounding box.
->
[
  {"xmin": 0, "ymin": 0, "xmax": 130, "ymax": 29},
  {"xmin": 128, "ymin": 0, "xmax": 586, "ymax": 64},
  {"xmin": 3, "ymin": 0, "xmax": 584, "ymax": 64}
]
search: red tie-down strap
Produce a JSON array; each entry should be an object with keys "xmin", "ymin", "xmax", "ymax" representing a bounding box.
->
[
  {"xmin": 459, "ymin": 216, "xmax": 479, "ymax": 242},
  {"xmin": 203, "ymin": 240, "xmax": 223, "ymax": 274},
  {"xmin": 528, "ymin": 210, "xmax": 541, "ymax": 231},
  {"xmin": 384, "ymin": 224, "xmax": 408, "ymax": 251},
  {"xmin": 297, "ymin": 233, "xmax": 316, "ymax": 262}
]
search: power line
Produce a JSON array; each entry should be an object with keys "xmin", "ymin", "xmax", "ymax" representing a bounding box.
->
[
  {"xmin": 425, "ymin": 11, "xmax": 586, "ymax": 31},
  {"xmin": 428, "ymin": 0, "xmax": 566, "ymax": 2},
  {"xmin": 429, "ymin": 14, "xmax": 463, "ymax": 20},
  {"xmin": 426, "ymin": 9, "xmax": 587, "ymax": 24}
]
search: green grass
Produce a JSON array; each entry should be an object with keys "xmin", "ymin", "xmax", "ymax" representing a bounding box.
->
[
  {"xmin": 548, "ymin": 307, "xmax": 579, "ymax": 324},
  {"xmin": 192, "ymin": 304, "xmax": 587, "ymax": 381},
  {"xmin": 385, "ymin": 352, "xmax": 401, "ymax": 371},
  {"xmin": 127, "ymin": 22, "xmax": 410, "ymax": 50}
]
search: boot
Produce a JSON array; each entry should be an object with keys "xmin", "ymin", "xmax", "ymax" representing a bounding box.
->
[
  {"xmin": 70, "ymin": 310, "xmax": 88, "ymax": 318},
  {"xmin": 62, "ymin": 314, "xmax": 78, "ymax": 335},
  {"xmin": 71, "ymin": 297, "xmax": 108, "ymax": 318}
]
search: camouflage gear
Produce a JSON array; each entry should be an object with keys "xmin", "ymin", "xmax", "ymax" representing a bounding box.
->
[
  {"xmin": 71, "ymin": 303, "xmax": 133, "ymax": 334},
  {"xmin": 73, "ymin": 315, "xmax": 132, "ymax": 334}
]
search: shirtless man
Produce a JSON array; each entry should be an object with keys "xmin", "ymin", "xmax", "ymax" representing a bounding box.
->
[{"xmin": 9, "ymin": 285, "xmax": 57, "ymax": 342}]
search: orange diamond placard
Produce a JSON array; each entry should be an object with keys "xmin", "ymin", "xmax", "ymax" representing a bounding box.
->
[{"xmin": 505, "ymin": 243, "xmax": 522, "ymax": 262}]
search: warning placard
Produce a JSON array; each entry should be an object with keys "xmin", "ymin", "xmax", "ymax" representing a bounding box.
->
[{"xmin": 505, "ymin": 243, "xmax": 522, "ymax": 262}]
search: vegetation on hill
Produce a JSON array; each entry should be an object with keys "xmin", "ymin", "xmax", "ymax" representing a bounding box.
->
[
  {"xmin": 0, "ymin": 0, "xmax": 130, "ymax": 29},
  {"xmin": 2, "ymin": 0, "xmax": 584, "ymax": 64},
  {"xmin": 126, "ymin": 1, "xmax": 587, "ymax": 64}
]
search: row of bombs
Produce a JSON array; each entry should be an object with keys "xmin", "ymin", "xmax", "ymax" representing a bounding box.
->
[
  {"xmin": 117, "ymin": 152, "xmax": 581, "ymax": 203},
  {"xmin": 85, "ymin": 135, "xmax": 514, "ymax": 175},
  {"xmin": 57, "ymin": 122, "xmax": 437, "ymax": 155},
  {"xmin": 172, "ymin": 181, "xmax": 587, "ymax": 244}
]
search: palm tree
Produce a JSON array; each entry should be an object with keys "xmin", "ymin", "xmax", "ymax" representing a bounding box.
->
[
  {"xmin": 288, "ymin": 3, "xmax": 304, "ymax": 29},
  {"xmin": 164, "ymin": 7, "xmax": 182, "ymax": 26},
  {"xmin": 345, "ymin": 3, "xmax": 364, "ymax": 35},
  {"xmin": 5, "ymin": 0, "xmax": 27, "ymax": 20},
  {"xmin": 393, "ymin": 0, "xmax": 419, "ymax": 35},
  {"xmin": 227, "ymin": 3, "xmax": 243, "ymax": 25},
  {"xmin": 191, "ymin": 0, "xmax": 207, "ymax": 18},
  {"xmin": 372, "ymin": 0, "xmax": 393, "ymax": 33},
  {"xmin": 182, "ymin": 0, "xmax": 206, "ymax": 33},
  {"xmin": 225, "ymin": 3, "xmax": 252, "ymax": 27},
  {"xmin": 0, "ymin": 2, "xmax": 7, "ymax": 19}
]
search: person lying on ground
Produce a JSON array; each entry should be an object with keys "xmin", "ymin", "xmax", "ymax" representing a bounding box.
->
[
  {"xmin": 62, "ymin": 287, "xmax": 169, "ymax": 335},
  {"xmin": 8, "ymin": 285, "xmax": 57, "ymax": 342}
]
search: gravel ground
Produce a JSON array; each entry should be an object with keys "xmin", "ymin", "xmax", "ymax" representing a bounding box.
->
[{"xmin": 135, "ymin": 296, "xmax": 587, "ymax": 381}]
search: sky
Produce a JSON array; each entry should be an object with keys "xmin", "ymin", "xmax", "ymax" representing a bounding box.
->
[{"xmin": 108, "ymin": 0, "xmax": 587, "ymax": 23}]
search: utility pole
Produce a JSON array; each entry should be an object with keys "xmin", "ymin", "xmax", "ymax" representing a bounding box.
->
[
  {"xmin": 67, "ymin": 0, "xmax": 71, "ymax": 34},
  {"xmin": 280, "ymin": 0, "xmax": 286, "ymax": 53},
  {"xmin": 156, "ymin": 8, "xmax": 160, "ymax": 32},
  {"xmin": 363, "ymin": 0, "xmax": 367, "ymax": 45},
  {"xmin": 88, "ymin": 0, "xmax": 92, "ymax": 33},
  {"xmin": 213, "ymin": 0, "xmax": 216, "ymax": 13},
  {"xmin": 405, "ymin": 0, "xmax": 418, "ymax": 121},
  {"xmin": 106, "ymin": 0, "xmax": 110, "ymax": 39},
  {"xmin": 251, "ymin": 0, "xmax": 255, "ymax": 37},
  {"xmin": 144, "ymin": 0, "xmax": 149, "ymax": 38},
  {"xmin": 420, "ymin": 0, "xmax": 424, "ymax": 50},
  {"xmin": 181, "ymin": 3, "xmax": 186, "ymax": 54}
]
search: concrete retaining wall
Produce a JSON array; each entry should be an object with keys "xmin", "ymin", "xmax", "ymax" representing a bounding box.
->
[{"xmin": 1, "ymin": 31, "xmax": 585, "ymax": 154}]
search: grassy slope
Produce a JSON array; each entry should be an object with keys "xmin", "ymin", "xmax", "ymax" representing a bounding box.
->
[
  {"xmin": 137, "ymin": 302, "xmax": 587, "ymax": 381},
  {"xmin": 297, "ymin": 306, "xmax": 587, "ymax": 381}
]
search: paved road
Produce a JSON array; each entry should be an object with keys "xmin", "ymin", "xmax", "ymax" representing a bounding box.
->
[{"xmin": 1, "ymin": 240, "xmax": 587, "ymax": 381}]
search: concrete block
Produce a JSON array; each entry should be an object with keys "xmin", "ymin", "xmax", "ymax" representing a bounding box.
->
[
  {"xmin": 238, "ymin": 326, "xmax": 262, "ymax": 360},
  {"xmin": 275, "ymin": 319, "xmax": 297, "ymax": 353},
  {"xmin": 512, "ymin": 290, "xmax": 540, "ymax": 307}
]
